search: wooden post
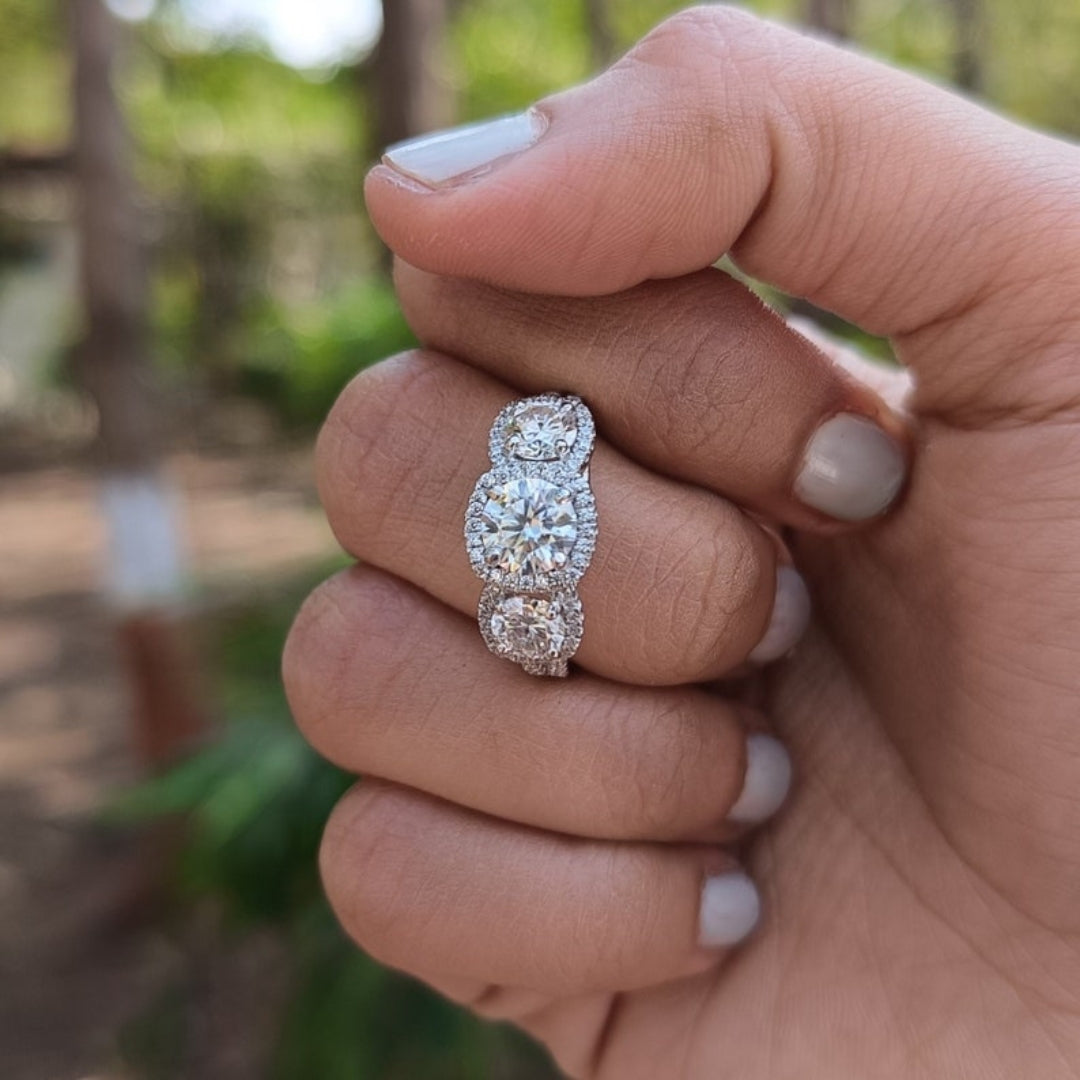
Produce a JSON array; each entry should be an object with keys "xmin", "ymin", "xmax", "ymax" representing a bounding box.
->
[
  {"xmin": 583, "ymin": 0, "xmax": 617, "ymax": 70},
  {"xmin": 804, "ymin": 0, "xmax": 853, "ymax": 39},
  {"xmin": 70, "ymin": 0, "xmax": 207, "ymax": 772},
  {"xmin": 374, "ymin": 0, "xmax": 452, "ymax": 153},
  {"xmin": 945, "ymin": 0, "xmax": 985, "ymax": 92}
]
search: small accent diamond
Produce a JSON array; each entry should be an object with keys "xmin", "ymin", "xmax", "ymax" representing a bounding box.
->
[
  {"xmin": 489, "ymin": 594, "xmax": 568, "ymax": 660},
  {"xmin": 504, "ymin": 403, "xmax": 578, "ymax": 461}
]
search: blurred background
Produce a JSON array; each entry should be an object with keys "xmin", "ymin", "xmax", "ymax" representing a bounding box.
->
[{"xmin": 1, "ymin": 0, "xmax": 1078, "ymax": 1076}]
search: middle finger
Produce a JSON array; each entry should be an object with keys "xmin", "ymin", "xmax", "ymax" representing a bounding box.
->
[{"xmin": 317, "ymin": 350, "xmax": 782, "ymax": 685}]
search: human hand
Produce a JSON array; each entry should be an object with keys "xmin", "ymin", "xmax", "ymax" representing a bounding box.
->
[{"xmin": 284, "ymin": 7, "xmax": 1080, "ymax": 1077}]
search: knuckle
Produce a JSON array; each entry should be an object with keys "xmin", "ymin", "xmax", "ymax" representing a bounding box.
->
[
  {"xmin": 697, "ymin": 523, "xmax": 769, "ymax": 661},
  {"xmin": 631, "ymin": 287, "xmax": 763, "ymax": 462},
  {"xmin": 315, "ymin": 350, "xmax": 446, "ymax": 529},
  {"xmin": 651, "ymin": 509, "xmax": 766, "ymax": 679},
  {"xmin": 320, "ymin": 783, "xmax": 425, "ymax": 966},
  {"xmin": 630, "ymin": 5, "xmax": 762, "ymax": 72},
  {"xmin": 622, "ymin": 703, "xmax": 711, "ymax": 838},
  {"xmin": 284, "ymin": 567, "xmax": 419, "ymax": 758},
  {"xmin": 580, "ymin": 850, "xmax": 663, "ymax": 983},
  {"xmin": 283, "ymin": 571, "xmax": 356, "ymax": 740}
]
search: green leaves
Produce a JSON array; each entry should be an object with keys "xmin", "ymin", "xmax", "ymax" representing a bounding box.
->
[{"xmin": 240, "ymin": 277, "xmax": 417, "ymax": 428}]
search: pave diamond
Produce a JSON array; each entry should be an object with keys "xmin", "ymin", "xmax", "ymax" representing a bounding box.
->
[
  {"xmin": 504, "ymin": 403, "xmax": 578, "ymax": 462},
  {"xmin": 480, "ymin": 477, "xmax": 578, "ymax": 576},
  {"xmin": 489, "ymin": 595, "xmax": 568, "ymax": 660}
]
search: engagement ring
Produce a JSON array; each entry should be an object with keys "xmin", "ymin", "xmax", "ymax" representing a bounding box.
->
[{"xmin": 464, "ymin": 394, "xmax": 598, "ymax": 676}]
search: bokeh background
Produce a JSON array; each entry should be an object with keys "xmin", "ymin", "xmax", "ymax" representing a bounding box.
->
[{"xmin": 1, "ymin": 0, "xmax": 1078, "ymax": 1077}]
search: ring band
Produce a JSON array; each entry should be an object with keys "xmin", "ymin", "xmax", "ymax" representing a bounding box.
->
[{"xmin": 464, "ymin": 393, "xmax": 598, "ymax": 676}]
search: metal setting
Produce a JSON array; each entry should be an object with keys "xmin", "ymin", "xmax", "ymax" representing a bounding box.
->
[{"xmin": 465, "ymin": 393, "xmax": 597, "ymax": 676}]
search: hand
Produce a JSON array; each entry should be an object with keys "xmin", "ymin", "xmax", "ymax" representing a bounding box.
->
[{"xmin": 284, "ymin": 7, "xmax": 1080, "ymax": 1078}]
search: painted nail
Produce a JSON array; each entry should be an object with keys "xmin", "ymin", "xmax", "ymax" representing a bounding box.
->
[
  {"xmin": 794, "ymin": 414, "xmax": 907, "ymax": 522},
  {"xmin": 382, "ymin": 109, "xmax": 548, "ymax": 189},
  {"xmin": 749, "ymin": 565, "xmax": 811, "ymax": 663},
  {"xmin": 699, "ymin": 873, "xmax": 761, "ymax": 948},
  {"xmin": 728, "ymin": 734, "xmax": 792, "ymax": 825}
]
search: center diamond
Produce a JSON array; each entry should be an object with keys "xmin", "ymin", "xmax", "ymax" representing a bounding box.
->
[
  {"xmin": 480, "ymin": 477, "xmax": 578, "ymax": 576},
  {"xmin": 490, "ymin": 595, "xmax": 568, "ymax": 660},
  {"xmin": 504, "ymin": 403, "xmax": 578, "ymax": 462}
]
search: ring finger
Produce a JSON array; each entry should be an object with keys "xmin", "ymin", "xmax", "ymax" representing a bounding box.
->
[{"xmin": 284, "ymin": 564, "xmax": 792, "ymax": 841}]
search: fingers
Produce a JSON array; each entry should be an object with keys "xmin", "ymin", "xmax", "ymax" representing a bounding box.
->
[
  {"xmin": 396, "ymin": 264, "xmax": 910, "ymax": 526},
  {"xmin": 321, "ymin": 781, "xmax": 763, "ymax": 995},
  {"xmin": 284, "ymin": 565, "xmax": 792, "ymax": 841},
  {"xmin": 369, "ymin": 6, "xmax": 1080, "ymax": 418},
  {"xmin": 316, "ymin": 351, "xmax": 792, "ymax": 685}
]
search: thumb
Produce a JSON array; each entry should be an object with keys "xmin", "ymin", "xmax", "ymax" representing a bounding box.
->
[{"xmin": 367, "ymin": 6, "xmax": 1079, "ymax": 412}]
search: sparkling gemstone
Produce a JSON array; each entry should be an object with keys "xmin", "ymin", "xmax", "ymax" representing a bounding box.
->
[
  {"xmin": 480, "ymin": 477, "xmax": 578, "ymax": 575},
  {"xmin": 504, "ymin": 403, "xmax": 578, "ymax": 461},
  {"xmin": 490, "ymin": 594, "xmax": 568, "ymax": 659}
]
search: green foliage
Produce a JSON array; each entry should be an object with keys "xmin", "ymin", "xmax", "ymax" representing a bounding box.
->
[
  {"xmin": 452, "ymin": 0, "xmax": 593, "ymax": 115},
  {"xmin": 276, "ymin": 904, "xmax": 556, "ymax": 1080},
  {"xmin": 126, "ymin": 34, "xmax": 366, "ymax": 171},
  {"xmin": 240, "ymin": 277, "xmax": 417, "ymax": 427},
  {"xmin": 0, "ymin": 0, "xmax": 67, "ymax": 143}
]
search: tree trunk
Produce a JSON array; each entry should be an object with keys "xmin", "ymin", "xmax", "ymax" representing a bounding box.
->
[
  {"xmin": 373, "ymin": 0, "xmax": 452, "ymax": 153},
  {"xmin": 945, "ymin": 0, "xmax": 984, "ymax": 92},
  {"xmin": 70, "ymin": 0, "xmax": 206, "ymax": 772},
  {"xmin": 583, "ymin": 0, "xmax": 617, "ymax": 70},
  {"xmin": 804, "ymin": 0, "xmax": 852, "ymax": 39},
  {"xmin": 71, "ymin": 0, "xmax": 158, "ymax": 473}
]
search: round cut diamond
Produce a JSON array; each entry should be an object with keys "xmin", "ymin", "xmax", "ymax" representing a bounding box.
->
[
  {"xmin": 480, "ymin": 477, "xmax": 577, "ymax": 576},
  {"xmin": 504, "ymin": 403, "xmax": 578, "ymax": 461},
  {"xmin": 490, "ymin": 595, "xmax": 568, "ymax": 660}
]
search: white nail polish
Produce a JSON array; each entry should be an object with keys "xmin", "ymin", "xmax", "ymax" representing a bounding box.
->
[
  {"xmin": 382, "ymin": 109, "xmax": 548, "ymax": 189},
  {"xmin": 794, "ymin": 414, "xmax": 906, "ymax": 522},
  {"xmin": 728, "ymin": 734, "xmax": 792, "ymax": 824},
  {"xmin": 699, "ymin": 873, "xmax": 761, "ymax": 948},
  {"xmin": 749, "ymin": 566, "xmax": 811, "ymax": 663}
]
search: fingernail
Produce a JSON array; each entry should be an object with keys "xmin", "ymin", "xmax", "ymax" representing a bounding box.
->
[
  {"xmin": 728, "ymin": 734, "xmax": 792, "ymax": 824},
  {"xmin": 382, "ymin": 109, "xmax": 548, "ymax": 189},
  {"xmin": 794, "ymin": 414, "xmax": 907, "ymax": 522},
  {"xmin": 699, "ymin": 873, "xmax": 761, "ymax": 948},
  {"xmin": 749, "ymin": 566, "xmax": 811, "ymax": 663}
]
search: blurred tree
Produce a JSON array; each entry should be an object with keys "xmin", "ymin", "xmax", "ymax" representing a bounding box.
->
[
  {"xmin": 451, "ymin": 0, "xmax": 591, "ymax": 119},
  {"xmin": 945, "ymin": 0, "xmax": 984, "ymax": 91},
  {"xmin": 583, "ymin": 0, "xmax": 617, "ymax": 68},
  {"xmin": 0, "ymin": 0, "xmax": 67, "ymax": 145},
  {"xmin": 804, "ymin": 0, "xmax": 852, "ymax": 38},
  {"xmin": 72, "ymin": 0, "xmax": 155, "ymax": 474},
  {"xmin": 70, "ymin": 0, "xmax": 206, "ymax": 770},
  {"xmin": 373, "ymin": 0, "xmax": 453, "ymax": 152}
]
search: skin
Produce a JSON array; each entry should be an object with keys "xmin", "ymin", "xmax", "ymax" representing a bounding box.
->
[{"xmin": 284, "ymin": 7, "xmax": 1080, "ymax": 1078}]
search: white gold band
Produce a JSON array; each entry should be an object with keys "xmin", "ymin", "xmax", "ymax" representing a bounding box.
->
[{"xmin": 464, "ymin": 393, "xmax": 598, "ymax": 676}]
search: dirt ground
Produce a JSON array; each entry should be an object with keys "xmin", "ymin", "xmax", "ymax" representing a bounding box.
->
[{"xmin": 0, "ymin": 445, "xmax": 338, "ymax": 1079}]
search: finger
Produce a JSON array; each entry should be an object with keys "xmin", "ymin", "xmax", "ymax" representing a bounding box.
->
[
  {"xmin": 784, "ymin": 316, "xmax": 913, "ymax": 415},
  {"xmin": 396, "ymin": 264, "xmax": 910, "ymax": 526},
  {"xmin": 284, "ymin": 565, "xmax": 792, "ymax": 841},
  {"xmin": 321, "ymin": 781, "xmax": 764, "ymax": 995},
  {"xmin": 316, "ymin": 351, "xmax": 796, "ymax": 686},
  {"xmin": 369, "ymin": 7, "xmax": 1080, "ymax": 420}
]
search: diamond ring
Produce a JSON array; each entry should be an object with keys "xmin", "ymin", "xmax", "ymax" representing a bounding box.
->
[{"xmin": 464, "ymin": 393, "xmax": 598, "ymax": 676}]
